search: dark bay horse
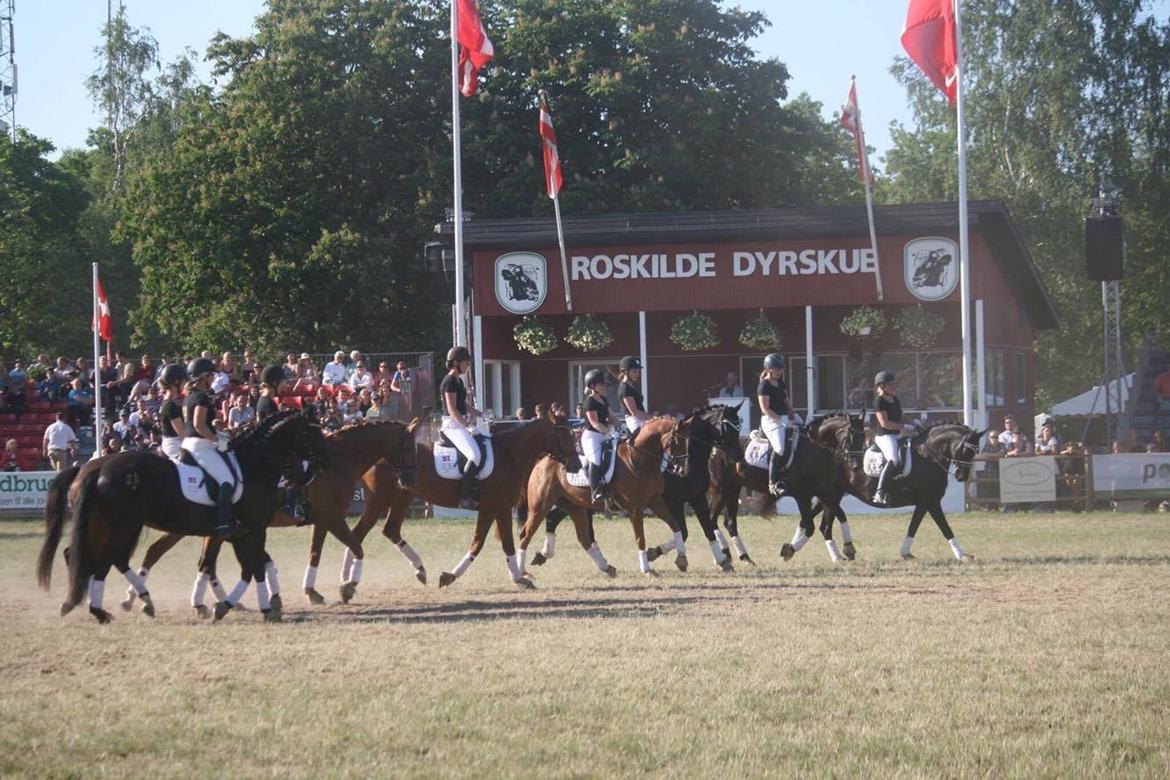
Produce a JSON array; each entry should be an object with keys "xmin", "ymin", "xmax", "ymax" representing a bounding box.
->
[
  {"xmin": 120, "ymin": 420, "xmax": 417, "ymax": 612},
  {"xmin": 516, "ymin": 416, "xmax": 691, "ymax": 577},
  {"xmin": 37, "ymin": 410, "xmax": 326, "ymax": 623}
]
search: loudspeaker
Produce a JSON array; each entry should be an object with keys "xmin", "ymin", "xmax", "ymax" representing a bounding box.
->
[{"xmin": 1084, "ymin": 216, "xmax": 1125, "ymax": 281}]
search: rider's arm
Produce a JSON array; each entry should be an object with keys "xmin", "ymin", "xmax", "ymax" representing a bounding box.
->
[
  {"xmin": 622, "ymin": 395, "xmax": 641, "ymax": 418},
  {"xmin": 192, "ymin": 405, "xmax": 216, "ymax": 441},
  {"xmin": 585, "ymin": 410, "xmax": 610, "ymax": 435}
]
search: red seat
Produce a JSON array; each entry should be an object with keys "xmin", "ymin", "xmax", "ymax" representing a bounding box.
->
[
  {"xmin": 295, "ymin": 383, "xmax": 317, "ymax": 397},
  {"xmin": 279, "ymin": 396, "xmax": 303, "ymax": 410}
]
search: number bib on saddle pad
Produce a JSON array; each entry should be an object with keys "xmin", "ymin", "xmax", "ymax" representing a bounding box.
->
[
  {"xmin": 862, "ymin": 440, "xmax": 914, "ymax": 478},
  {"xmin": 743, "ymin": 429, "xmax": 798, "ymax": 471},
  {"xmin": 433, "ymin": 434, "xmax": 496, "ymax": 481},
  {"xmin": 566, "ymin": 440, "xmax": 618, "ymax": 488},
  {"xmin": 172, "ymin": 451, "xmax": 244, "ymax": 507}
]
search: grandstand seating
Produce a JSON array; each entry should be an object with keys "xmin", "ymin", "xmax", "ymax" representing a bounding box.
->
[{"xmin": 0, "ymin": 389, "xmax": 71, "ymax": 471}]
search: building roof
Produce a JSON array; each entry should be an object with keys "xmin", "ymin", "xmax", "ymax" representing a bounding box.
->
[{"xmin": 434, "ymin": 200, "xmax": 1059, "ymax": 329}]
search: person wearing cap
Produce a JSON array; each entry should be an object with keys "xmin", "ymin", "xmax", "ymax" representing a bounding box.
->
[
  {"xmin": 158, "ymin": 363, "xmax": 188, "ymax": 460},
  {"xmin": 348, "ymin": 360, "xmax": 373, "ymax": 390},
  {"xmin": 581, "ymin": 369, "xmax": 615, "ymax": 505},
  {"xmin": 441, "ymin": 346, "xmax": 482, "ymax": 510},
  {"xmin": 872, "ymin": 369, "xmax": 910, "ymax": 506},
  {"xmin": 1035, "ymin": 418, "xmax": 1061, "ymax": 455},
  {"xmin": 718, "ymin": 372, "xmax": 743, "ymax": 398},
  {"xmin": 255, "ymin": 365, "xmax": 285, "ymax": 422},
  {"xmin": 758, "ymin": 353, "xmax": 795, "ymax": 495},
  {"xmin": 616, "ymin": 356, "xmax": 650, "ymax": 435},
  {"xmin": 323, "ymin": 351, "xmax": 348, "ymax": 386}
]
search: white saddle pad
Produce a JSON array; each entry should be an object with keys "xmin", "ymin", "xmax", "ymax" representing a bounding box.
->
[
  {"xmin": 433, "ymin": 438, "xmax": 495, "ymax": 481},
  {"xmin": 745, "ymin": 437, "xmax": 771, "ymax": 470},
  {"xmin": 566, "ymin": 446, "xmax": 619, "ymax": 487},
  {"xmin": 174, "ymin": 453, "xmax": 244, "ymax": 507},
  {"xmin": 863, "ymin": 441, "xmax": 914, "ymax": 478}
]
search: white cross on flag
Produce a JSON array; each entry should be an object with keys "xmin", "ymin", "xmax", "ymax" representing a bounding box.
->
[
  {"xmin": 93, "ymin": 277, "xmax": 112, "ymax": 341},
  {"xmin": 539, "ymin": 98, "xmax": 563, "ymax": 199},
  {"xmin": 457, "ymin": 0, "xmax": 494, "ymax": 97}
]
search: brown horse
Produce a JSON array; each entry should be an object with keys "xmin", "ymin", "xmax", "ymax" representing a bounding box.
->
[
  {"xmin": 119, "ymin": 420, "xmax": 417, "ymax": 614},
  {"xmin": 517, "ymin": 417, "xmax": 691, "ymax": 577}
]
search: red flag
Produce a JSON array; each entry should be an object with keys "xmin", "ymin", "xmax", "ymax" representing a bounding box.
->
[
  {"xmin": 539, "ymin": 98, "xmax": 563, "ymax": 199},
  {"xmin": 840, "ymin": 80, "xmax": 873, "ymax": 185},
  {"xmin": 901, "ymin": 0, "xmax": 958, "ymax": 105},
  {"xmin": 457, "ymin": 0, "xmax": 494, "ymax": 97},
  {"xmin": 93, "ymin": 277, "xmax": 112, "ymax": 342}
]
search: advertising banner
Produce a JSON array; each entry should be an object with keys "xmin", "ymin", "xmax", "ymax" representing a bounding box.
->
[
  {"xmin": 0, "ymin": 471, "xmax": 58, "ymax": 514},
  {"xmin": 998, "ymin": 457, "xmax": 1058, "ymax": 503},
  {"xmin": 1092, "ymin": 453, "xmax": 1170, "ymax": 499}
]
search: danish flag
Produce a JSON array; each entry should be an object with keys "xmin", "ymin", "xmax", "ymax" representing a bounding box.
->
[
  {"xmin": 840, "ymin": 80, "xmax": 874, "ymax": 185},
  {"xmin": 539, "ymin": 97, "xmax": 563, "ymax": 199},
  {"xmin": 456, "ymin": 0, "xmax": 494, "ymax": 97},
  {"xmin": 901, "ymin": 0, "xmax": 959, "ymax": 105},
  {"xmin": 93, "ymin": 277, "xmax": 112, "ymax": 342}
]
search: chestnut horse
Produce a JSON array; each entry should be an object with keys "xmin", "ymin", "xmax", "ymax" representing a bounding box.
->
[{"xmin": 516, "ymin": 416, "xmax": 691, "ymax": 577}]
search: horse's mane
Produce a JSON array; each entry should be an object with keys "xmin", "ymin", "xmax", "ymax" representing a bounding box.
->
[
  {"xmin": 326, "ymin": 418, "xmax": 408, "ymax": 439},
  {"xmin": 230, "ymin": 408, "xmax": 298, "ymax": 453}
]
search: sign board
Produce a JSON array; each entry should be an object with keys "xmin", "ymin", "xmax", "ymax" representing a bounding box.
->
[
  {"xmin": 998, "ymin": 457, "xmax": 1057, "ymax": 503},
  {"xmin": 706, "ymin": 396, "xmax": 751, "ymax": 438},
  {"xmin": 1092, "ymin": 453, "xmax": 1170, "ymax": 499},
  {"xmin": 494, "ymin": 252, "xmax": 548, "ymax": 314},
  {"xmin": 904, "ymin": 237, "xmax": 959, "ymax": 301},
  {"xmin": 0, "ymin": 471, "xmax": 58, "ymax": 514}
]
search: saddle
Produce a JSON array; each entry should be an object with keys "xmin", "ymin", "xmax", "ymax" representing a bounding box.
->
[
  {"xmin": 173, "ymin": 450, "xmax": 244, "ymax": 507},
  {"xmin": 862, "ymin": 439, "xmax": 914, "ymax": 479},
  {"xmin": 743, "ymin": 428, "xmax": 798, "ymax": 471},
  {"xmin": 433, "ymin": 432, "xmax": 495, "ymax": 481},
  {"xmin": 567, "ymin": 438, "xmax": 617, "ymax": 488}
]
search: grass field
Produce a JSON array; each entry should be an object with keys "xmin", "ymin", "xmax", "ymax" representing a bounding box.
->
[{"xmin": 2, "ymin": 510, "xmax": 1170, "ymax": 778}]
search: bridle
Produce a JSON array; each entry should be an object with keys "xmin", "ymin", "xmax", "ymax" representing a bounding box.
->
[
  {"xmin": 920, "ymin": 428, "xmax": 979, "ymax": 479},
  {"xmin": 545, "ymin": 422, "xmax": 578, "ymax": 465}
]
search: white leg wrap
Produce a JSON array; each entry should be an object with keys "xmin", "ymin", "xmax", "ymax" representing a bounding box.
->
[
  {"xmin": 302, "ymin": 565, "xmax": 318, "ymax": 590},
  {"xmin": 839, "ymin": 521, "xmax": 854, "ymax": 544},
  {"xmin": 948, "ymin": 538, "xmax": 967, "ymax": 559},
  {"xmin": 708, "ymin": 539, "xmax": 727, "ymax": 563},
  {"xmin": 349, "ymin": 558, "xmax": 364, "ymax": 584},
  {"xmin": 123, "ymin": 568, "xmax": 149, "ymax": 595},
  {"xmin": 256, "ymin": 581, "xmax": 271, "ymax": 611},
  {"xmin": 539, "ymin": 534, "xmax": 556, "ymax": 558},
  {"xmin": 790, "ymin": 527, "xmax": 809, "ymax": 552},
  {"xmin": 731, "ymin": 535, "xmax": 749, "ymax": 558},
  {"xmin": 451, "ymin": 552, "xmax": 475, "ymax": 578},
  {"xmin": 825, "ymin": 539, "xmax": 843, "ymax": 562},
  {"xmin": 658, "ymin": 538, "xmax": 677, "ymax": 554},
  {"xmin": 191, "ymin": 572, "xmax": 209, "ymax": 607},
  {"xmin": 226, "ymin": 580, "xmax": 248, "ymax": 606},
  {"xmin": 265, "ymin": 561, "xmax": 281, "ymax": 595},
  {"xmin": 517, "ymin": 547, "xmax": 527, "ymax": 573},
  {"xmin": 714, "ymin": 528, "xmax": 729, "ymax": 551},
  {"xmin": 210, "ymin": 579, "xmax": 228, "ymax": 602},
  {"xmin": 397, "ymin": 540, "xmax": 424, "ymax": 570},
  {"xmin": 340, "ymin": 548, "xmax": 355, "ymax": 584},
  {"xmin": 901, "ymin": 535, "xmax": 915, "ymax": 557},
  {"xmin": 506, "ymin": 553, "xmax": 522, "ymax": 581},
  {"xmin": 88, "ymin": 578, "xmax": 105, "ymax": 611},
  {"xmin": 638, "ymin": 549, "xmax": 651, "ymax": 574},
  {"xmin": 586, "ymin": 542, "xmax": 609, "ymax": 571},
  {"xmin": 672, "ymin": 531, "xmax": 687, "ymax": 558}
]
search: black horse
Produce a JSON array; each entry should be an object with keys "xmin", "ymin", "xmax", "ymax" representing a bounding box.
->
[
  {"xmin": 808, "ymin": 422, "xmax": 984, "ymax": 561},
  {"xmin": 37, "ymin": 409, "xmax": 327, "ymax": 623}
]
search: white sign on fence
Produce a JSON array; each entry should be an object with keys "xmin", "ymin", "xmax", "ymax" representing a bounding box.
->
[
  {"xmin": 1092, "ymin": 453, "xmax": 1170, "ymax": 499},
  {"xmin": 0, "ymin": 471, "xmax": 58, "ymax": 513},
  {"xmin": 999, "ymin": 457, "xmax": 1058, "ymax": 503}
]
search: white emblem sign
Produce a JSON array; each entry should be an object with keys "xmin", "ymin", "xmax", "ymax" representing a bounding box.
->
[
  {"xmin": 903, "ymin": 237, "xmax": 959, "ymax": 301},
  {"xmin": 494, "ymin": 252, "xmax": 548, "ymax": 314}
]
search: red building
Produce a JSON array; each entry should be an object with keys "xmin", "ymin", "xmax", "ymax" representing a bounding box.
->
[{"xmin": 434, "ymin": 201, "xmax": 1057, "ymax": 431}]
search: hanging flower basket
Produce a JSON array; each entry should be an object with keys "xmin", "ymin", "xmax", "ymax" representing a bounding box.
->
[
  {"xmin": 670, "ymin": 311, "xmax": 719, "ymax": 351},
  {"xmin": 564, "ymin": 314, "xmax": 614, "ymax": 353},
  {"xmin": 513, "ymin": 316, "xmax": 559, "ymax": 356},
  {"xmin": 839, "ymin": 306, "xmax": 887, "ymax": 339},
  {"xmin": 893, "ymin": 305, "xmax": 945, "ymax": 350},
  {"xmin": 738, "ymin": 309, "xmax": 782, "ymax": 352}
]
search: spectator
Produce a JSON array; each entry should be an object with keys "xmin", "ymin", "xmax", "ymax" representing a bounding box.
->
[
  {"xmin": 282, "ymin": 352, "xmax": 300, "ymax": 383},
  {"xmin": 309, "ymin": 387, "xmax": 331, "ymax": 418},
  {"xmin": 152, "ymin": 354, "xmax": 171, "ymax": 382},
  {"xmin": 1035, "ymin": 420, "xmax": 1061, "ymax": 455},
  {"xmin": 533, "ymin": 404, "xmax": 546, "ymax": 419},
  {"xmin": 1147, "ymin": 431, "xmax": 1166, "ymax": 453},
  {"xmin": 982, "ymin": 430, "xmax": 1006, "ymax": 456},
  {"xmin": 293, "ymin": 353, "xmax": 319, "ymax": 390},
  {"xmin": 3, "ymin": 438, "xmax": 19, "ymax": 471},
  {"xmin": 8, "ymin": 359, "xmax": 27, "ymax": 393},
  {"xmin": 136, "ymin": 355, "xmax": 154, "ymax": 383},
  {"xmin": 106, "ymin": 436, "xmax": 124, "ymax": 454},
  {"xmin": 321, "ymin": 401, "xmax": 343, "ymax": 431},
  {"xmin": 127, "ymin": 373, "xmax": 153, "ymax": 406},
  {"xmin": 348, "ymin": 350, "xmax": 363, "ymax": 370},
  {"xmin": 91, "ymin": 355, "xmax": 116, "ymax": 394},
  {"xmin": 240, "ymin": 350, "xmax": 258, "ymax": 385},
  {"xmin": 515, "ymin": 407, "xmax": 529, "ymax": 421},
  {"xmin": 142, "ymin": 385, "xmax": 162, "ymax": 416},
  {"xmin": 113, "ymin": 410, "xmax": 133, "ymax": 442},
  {"xmin": 220, "ymin": 351, "xmax": 240, "ymax": 383},
  {"xmin": 717, "ymin": 372, "xmax": 743, "ymax": 398},
  {"xmin": 575, "ymin": 402, "xmax": 584, "ymax": 418},
  {"xmin": 228, "ymin": 394, "xmax": 257, "ymax": 430},
  {"xmin": 349, "ymin": 361, "xmax": 373, "ymax": 390},
  {"xmin": 372, "ymin": 360, "xmax": 392, "ymax": 388},
  {"xmin": 67, "ymin": 378, "xmax": 95, "ymax": 426},
  {"xmin": 128, "ymin": 399, "xmax": 154, "ymax": 431},
  {"xmin": 364, "ymin": 390, "xmax": 389, "ymax": 422},
  {"xmin": 210, "ymin": 365, "xmax": 233, "ymax": 397},
  {"xmin": 357, "ymin": 387, "xmax": 373, "ymax": 414},
  {"xmin": 390, "ymin": 360, "xmax": 411, "ymax": 393},
  {"xmin": 74, "ymin": 358, "xmax": 90, "ymax": 388},
  {"xmin": 43, "ymin": 412, "xmax": 78, "ymax": 472},
  {"xmin": 322, "ymin": 351, "xmax": 348, "ymax": 386},
  {"xmin": 999, "ymin": 415, "xmax": 1030, "ymax": 457}
]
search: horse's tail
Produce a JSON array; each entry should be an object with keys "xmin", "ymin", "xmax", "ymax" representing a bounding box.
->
[
  {"xmin": 36, "ymin": 465, "xmax": 80, "ymax": 590},
  {"xmin": 62, "ymin": 467, "xmax": 103, "ymax": 612}
]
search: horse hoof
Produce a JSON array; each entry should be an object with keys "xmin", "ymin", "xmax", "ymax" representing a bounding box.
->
[
  {"xmin": 415, "ymin": 567, "xmax": 428, "ymax": 585},
  {"xmin": 843, "ymin": 542, "xmax": 857, "ymax": 561},
  {"xmin": 120, "ymin": 597, "xmax": 134, "ymax": 612},
  {"xmin": 59, "ymin": 601, "xmax": 75, "ymax": 617},
  {"xmin": 531, "ymin": 552, "xmax": 547, "ymax": 567},
  {"xmin": 721, "ymin": 548, "xmax": 731, "ymax": 560},
  {"xmin": 901, "ymin": 553, "xmax": 916, "ymax": 561},
  {"xmin": 514, "ymin": 577, "xmax": 536, "ymax": 591},
  {"xmin": 718, "ymin": 558, "xmax": 735, "ymax": 573},
  {"xmin": 194, "ymin": 604, "xmax": 211, "ymax": 620},
  {"xmin": 269, "ymin": 594, "xmax": 283, "ymax": 613},
  {"xmin": 674, "ymin": 554, "xmax": 688, "ymax": 572},
  {"xmin": 438, "ymin": 572, "xmax": 457, "ymax": 589},
  {"xmin": 305, "ymin": 588, "xmax": 326, "ymax": 606},
  {"xmin": 643, "ymin": 568, "xmax": 659, "ymax": 578},
  {"xmin": 89, "ymin": 607, "xmax": 113, "ymax": 624},
  {"xmin": 263, "ymin": 608, "xmax": 282, "ymax": 623},
  {"xmin": 213, "ymin": 601, "xmax": 233, "ymax": 621},
  {"xmin": 604, "ymin": 565, "xmax": 618, "ymax": 578},
  {"xmin": 739, "ymin": 554, "xmax": 756, "ymax": 566},
  {"xmin": 339, "ymin": 582, "xmax": 356, "ymax": 604},
  {"xmin": 646, "ymin": 546, "xmax": 663, "ymax": 562},
  {"xmin": 780, "ymin": 543, "xmax": 795, "ymax": 561},
  {"xmin": 961, "ymin": 553, "xmax": 976, "ymax": 563},
  {"xmin": 141, "ymin": 600, "xmax": 156, "ymax": 618}
]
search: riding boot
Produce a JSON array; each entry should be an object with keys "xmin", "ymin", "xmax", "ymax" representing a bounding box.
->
[
  {"xmin": 459, "ymin": 460, "xmax": 481, "ymax": 511},
  {"xmin": 214, "ymin": 482, "xmax": 242, "ymax": 540},
  {"xmin": 589, "ymin": 463, "xmax": 607, "ymax": 506},
  {"xmin": 874, "ymin": 461, "xmax": 895, "ymax": 506},
  {"xmin": 768, "ymin": 451, "xmax": 786, "ymax": 497}
]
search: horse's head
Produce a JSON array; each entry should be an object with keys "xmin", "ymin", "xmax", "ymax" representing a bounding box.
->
[
  {"xmin": 545, "ymin": 407, "xmax": 582, "ymax": 473},
  {"xmin": 926, "ymin": 424, "xmax": 984, "ymax": 481},
  {"xmin": 243, "ymin": 409, "xmax": 329, "ymax": 478},
  {"xmin": 712, "ymin": 403, "xmax": 745, "ymax": 463},
  {"xmin": 809, "ymin": 414, "xmax": 865, "ymax": 469},
  {"xmin": 379, "ymin": 421, "xmax": 417, "ymax": 472},
  {"xmin": 669, "ymin": 416, "xmax": 694, "ymax": 478}
]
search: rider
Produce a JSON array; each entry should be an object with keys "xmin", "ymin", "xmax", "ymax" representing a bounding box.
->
[
  {"xmin": 255, "ymin": 365, "xmax": 284, "ymax": 422},
  {"xmin": 758, "ymin": 353, "xmax": 795, "ymax": 496},
  {"xmin": 158, "ymin": 363, "xmax": 187, "ymax": 461},
  {"xmin": 441, "ymin": 346, "xmax": 482, "ymax": 511},
  {"xmin": 181, "ymin": 357, "xmax": 242, "ymax": 539},
  {"xmin": 581, "ymin": 369, "xmax": 615, "ymax": 506},
  {"xmin": 617, "ymin": 356, "xmax": 650, "ymax": 435},
  {"xmin": 873, "ymin": 370, "xmax": 910, "ymax": 506}
]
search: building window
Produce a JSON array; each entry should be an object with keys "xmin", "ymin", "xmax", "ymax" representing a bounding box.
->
[
  {"xmin": 568, "ymin": 361, "xmax": 620, "ymax": 416},
  {"xmin": 483, "ymin": 360, "xmax": 521, "ymax": 418},
  {"xmin": 1015, "ymin": 352, "xmax": 1028, "ymax": 406},
  {"xmin": 985, "ymin": 349, "xmax": 1005, "ymax": 408},
  {"xmin": 790, "ymin": 355, "xmax": 847, "ymax": 415}
]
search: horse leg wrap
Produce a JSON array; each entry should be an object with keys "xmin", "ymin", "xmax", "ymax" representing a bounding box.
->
[
  {"xmin": 191, "ymin": 572, "xmax": 210, "ymax": 607},
  {"xmin": 708, "ymin": 539, "xmax": 727, "ymax": 563},
  {"xmin": 88, "ymin": 578, "xmax": 105, "ymax": 611},
  {"xmin": 302, "ymin": 565, "xmax": 318, "ymax": 591},
  {"xmin": 451, "ymin": 552, "xmax": 475, "ymax": 578},
  {"xmin": 348, "ymin": 558, "xmax": 363, "ymax": 584},
  {"xmin": 517, "ymin": 548, "xmax": 527, "ymax": 574},
  {"xmin": 586, "ymin": 543, "xmax": 609, "ymax": 571},
  {"xmin": 256, "ymin": 580, "xmax": 271, "ymax": 612},
  {"xmin": 672, "ymin": 531, "xmax": 687, "ymax": 558},
  {"xmin": 539, "ymin": 533, "xmax": 556, "ymax": 559},
  {"xmin": 731, "ymin": 536, "xmax": 749, "ymax": 558},
  {"xmin": 226, "ymin": 580, "xmax": 248, "ymax": 606},
  {"xmin": 825, "ymin": 539, "xmax": 843, "ymax": 562},
  {"xmin": 789, "ymin": 527, "xmax": 809, "ymax": 552},
  {"xmin": 839, "ymin": 521, "xmax": 854, "ymax": 545},
  {"xmin": 210, "ymin": 579, "xmax": 229, "ymax": 603},
  {"xmin": 340, "ymin": 548, "xmax": 355, "ymax": 584},
  {"xmin": 714, "ymin": 528, "xmax": 729, "ymax": 552},
  {"xmin": 900, "ymin": 535, "xmax": 915, "ymax": 558},
  {"xmin": 397, "ymin": 540, "xmax": 424, "ymax": 570},
  {"xmin": 948, "ymin": 538, "xmax": 968, "ymax": 560},
  {"xmin": 657, "ymin": 538, "xmax": 677, "ymax": 554},
  {"xmin": 506, "ymin": 554, "xmax": 523, "ymax": 581},
  {"xmin": 638, "ymin": 549, "xmax": 651, "ymax": 574},
  {"xmin": 122, "ymin": 567, "xmax": 149, "ymax": 596},
  {"xmin": 265, "ymin": 561, "xmax": 281, "ymax": 595}
]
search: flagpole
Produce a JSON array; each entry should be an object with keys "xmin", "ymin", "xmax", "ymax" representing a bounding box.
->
[
  {"xmin": 954, "ymin": 0, "xmax": 974, "ymax": 427},
  {"xmin": 551, "ymin": 194, "xmax": 573, "ymax": 312},
  {"xmin": 451, "ymin": 0, "xmax": 467, "ymax": 348},
  {"xmin": 853, "ymin": 77, "xmax": 884, "ymax": 303},
  {"xmin": 91, "ymin": 263, "xmax": 103, "ymax": 457}
]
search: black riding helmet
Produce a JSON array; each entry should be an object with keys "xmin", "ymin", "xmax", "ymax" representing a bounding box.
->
[
  {"xmin": 446, "ymin": 345, "xmax": 472, "ymax": 368},
  {"xmin": 874, "ymin": 370, "xmax": 896, "ymax": 387},
  {"xmin": 763, "ymin": 353, "xmax": 784, "ymax": 370},
  {"xmin": 187, "ymin": 357, "xmax": 216, "ymax": 381},
  {"xmin": 584, "ymin": 369, "xmax": 607, "ymax": 388},
  {"xmin": 619, "ymin": 356, "xmax": 642, "ymax": 372},
  {"xmin": 161, "ymin": 363, "xmax": 188, "ymax": 388},
  {"xmin": 261, "ymin": 365, "xmax": 285, "ymax": 388}
]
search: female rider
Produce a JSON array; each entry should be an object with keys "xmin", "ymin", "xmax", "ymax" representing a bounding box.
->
[
  {"xmin": 440, "ymin": 346, "xmax": 482, "ymax": 510},
  {"xmin": 158, "ymin": 363, "xmax": 188, "ymax": 461},
  {"xmin": 181, "ymin": 357, "xmax": 241, "ymax": 539},
  {"xmin": 581, "ymin": 369, "xmax": 615, "ymax": 506},
  {"xmin": 617, "ymin": 356, "xmax": 650, "ymax": 435},
  {"xmin": 758, "ymin": 353, "xmax": 795, "ymax": 496},
  {"xmin": 872, "ymin": 370, "xmax": 910, "ymax": 506}
]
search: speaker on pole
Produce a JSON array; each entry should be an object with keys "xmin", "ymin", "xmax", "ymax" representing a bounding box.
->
[{"xmin": 1084, "ymin": 216, "xmax": 1125, "ymax": 281}]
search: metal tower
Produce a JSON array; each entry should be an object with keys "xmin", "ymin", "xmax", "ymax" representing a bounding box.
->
[
  {"xmin": 0, "ymin": 0, "xmax": 14, "ymax": 141},
  {"xmin": 1092, "ymin": 186, "xmax": 1127, "ymax": 443}
]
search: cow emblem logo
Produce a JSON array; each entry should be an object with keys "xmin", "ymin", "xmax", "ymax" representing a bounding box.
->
[
  {"xmin": 494, "ymin": 252, "xmax": 548, "ymax": 314},
  {"xmin": 903, "ymin": 237, "xmax": 959, "ymax": 301}
]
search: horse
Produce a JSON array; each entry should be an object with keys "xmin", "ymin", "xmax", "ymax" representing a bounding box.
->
[
  {"xmin": 516, "ymin": 416, "xmax": 691, "ymax": 577},
  {"xmin": 708, "ymin": 413, "xmax": 866, "ymax": 563},
  {"xmin": 36, "ymin": 410, "xmax": 326, "ymax": 623},
  {"xmin": 118, "ymin": 419, "xmax": 418, "ymax": 613},
  {"xmin": 811, "ymin": 422, "xmax": 984, "ymax": 562}
]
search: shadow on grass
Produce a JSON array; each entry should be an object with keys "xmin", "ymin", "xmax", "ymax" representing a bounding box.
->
[{"xmin": 994, "ymin": 554, "xmax": 1170, "ymax": 567}]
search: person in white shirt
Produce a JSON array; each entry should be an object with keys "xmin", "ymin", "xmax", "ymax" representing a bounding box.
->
[
  {"xmin": 717, "ymin": 372, "xmax": 743, "ymax": 398},
  {"xmin": 210, "ymin": 369, "xmax": 232, "ymax": 396},
  {"xmin": 348, "ymin": 361, "xmax": 373, "ymax": 390},
  {"xmin": 43, "ymin": 412, "xmax": 78, "ymax": 471},
  {"xmin": 322, "ymin": 351, "xmax": 349, "ymax": 386}
]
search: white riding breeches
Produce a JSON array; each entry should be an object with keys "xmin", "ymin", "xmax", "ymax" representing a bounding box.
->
[
  {"xmin": 762, "ymin": 416, "xmax": 789, "ymax": 457},
  {"xmin": 581, "ymin": 429, "xmax": 614, "ymax": 467},
  {"xmin": 181, "ymin": 437, "xmax": 235, "ymax": 487},
  {"xmin": 876, "ymin": 433, "xmax": 900, "ymax": 467},
  {"xmin": 161, "ymin": 436, "xmax": 183, "ymax": 461},
  {"xmin": 441, "ymin": 416, "xmax": 481, "ymax": 467},
  {"xmin": 625, "ymin": 415, "xmax": 643, "ymax": 435}
]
